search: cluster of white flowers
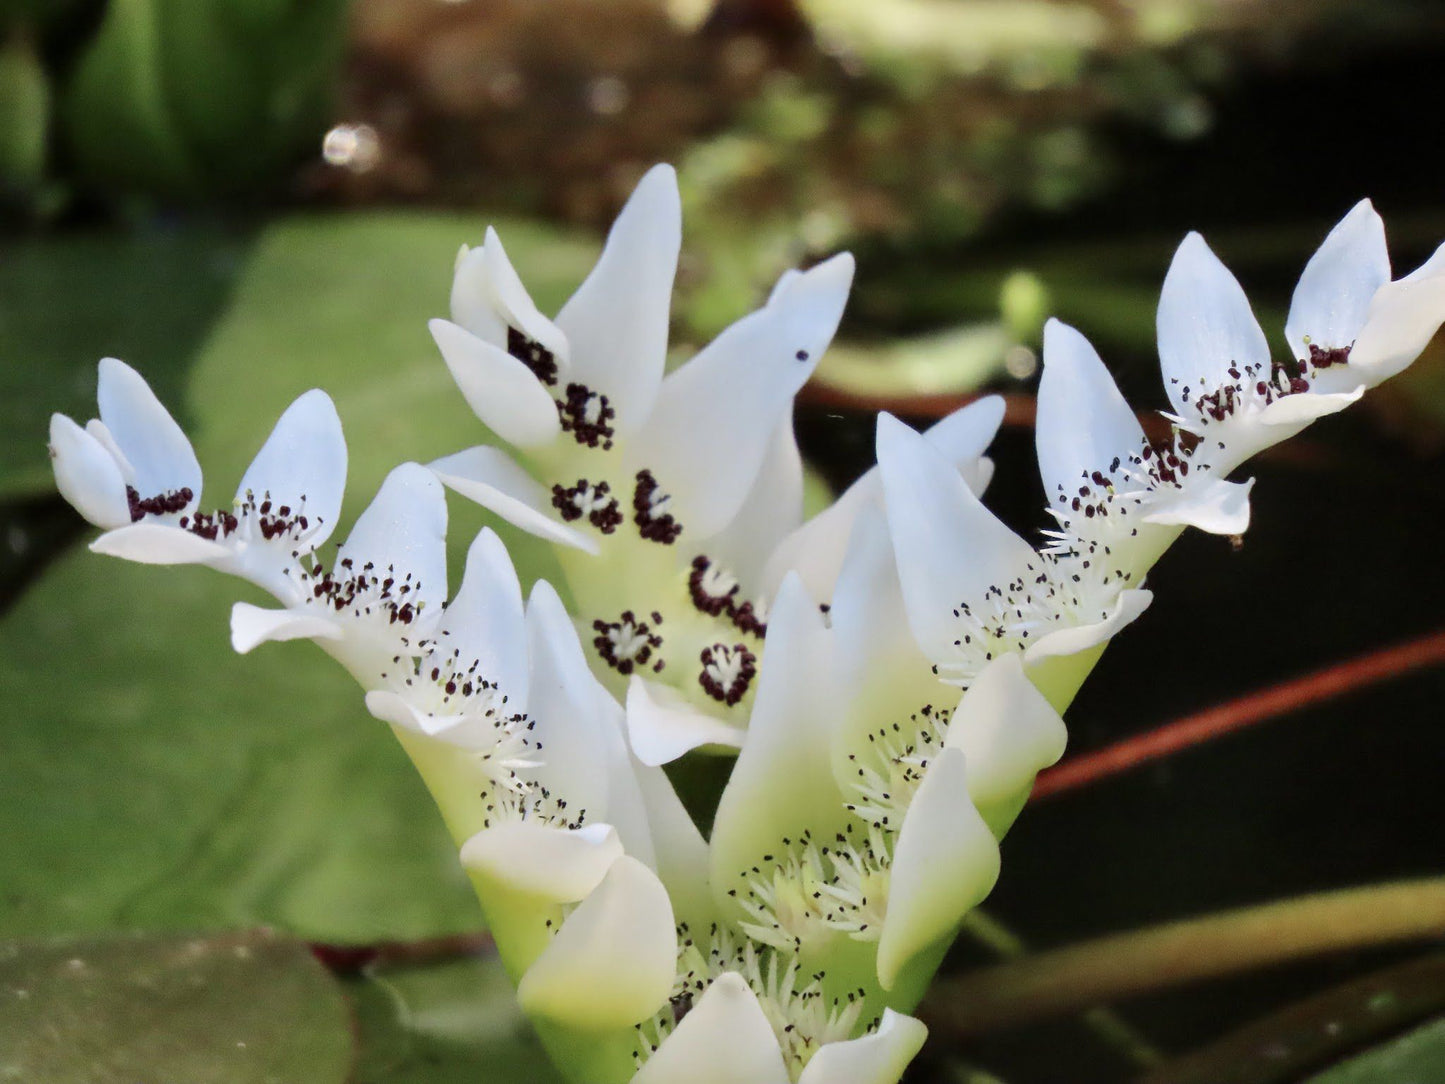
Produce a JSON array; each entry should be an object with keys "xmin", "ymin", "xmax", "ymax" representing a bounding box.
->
[{"xmin": 49, "ymin": 165, "xmax": 1445, "ymax": 1082}]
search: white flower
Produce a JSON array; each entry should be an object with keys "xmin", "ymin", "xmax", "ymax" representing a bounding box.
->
[
  {"xmin": 704, "ymin": 569, "xmax": 1055, "ymax": 999},
  {"xmin": 229, "ymin": 462, "xmax": 449, "ymax": 682},
  {"xmin": 49, "ymin": 357, "xmax": 346, "ymax": 600},
  {"xmin": 875, "ymin": 410, "xmax": 1154, "ymax": 705},
  {"xmin": 426, "ymin": 164, "xmax": 875, "ymax": 763},
  {"xmin": 1033, "ymin": 200, "xmax": 1445, "ymax": 594}
]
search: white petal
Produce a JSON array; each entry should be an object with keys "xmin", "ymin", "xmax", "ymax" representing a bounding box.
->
[
  {"xmin": 876, "ymin": 747, "xmax": 1000, "ymax": 991},
  {"xmin": 1142, "ymin": 476, "xmax": 1253, "ymax": 536},
  {"xmin": 459, "ymin": 821, "xmax": 622, "ymax": 903},
  {"xmin": 48, "ymin": 414, "xmax": 131, "ymax": 528},
  {"xmin": 828, "ymin": 507, "xmax": 946, "ymax": 790},
  {"xmin": 626, "ymin": 676, "xmax": 746, "ymax": 766},
  {"xmin": 944, "ymin": 653, "xmax": 1066, "ymax": 810},
  {"xmin": 555, "ymin": 164, "xmax": 681, "ymax": 432},
  {"xmin": 1036, "ymin": 320, "xmax": 1144, "ymax": 498},
  {"xmin": 1348, "ymin": 270, "xmax": 1445, "ymax": 384},
  {"xmin": 451, "ymin": 228, "xmax": 571, "ymax": 366},
  {"xmin": 84, "ymin": 419, "xmax": 133, "ymax": 478},
  {"xmin": 429, "ymin": 319, "xmax": 563, "ymax": 448},
  {"xmin": 633, "ymin": 973, "xmax": 790, "ymax": 1084},
  {"xmin": 373, "ymin": 694, "xmax": 531, "ymax": 765},
  {"xmin": 761, "ymin": 397, "xmax": 1004, "ymax": 600},
  {"xmin": 1284, "ymin": 199, "xmax": 1390, "ymax": 358},
  {"xmin": 830, "ymin": 502, "xmax": 913, "ymax": 680},
  {"xmin": 450, "ymin": 243, "xmax": 508, "ymax": 348},
  {"xmin": 630, "ymin": 756, "xmax": 714, "ymax": 931},
  {"xmin": 629, "ymin": 253, "xmax": 854, "ymax": 539},
  {"xmin": 95, "ymin": 357, "xmax": 202, "ymax": 505},
  {"xmin": 517, "ymin": 855, "xmax": 676, "ymax": 1029},
  {"xmin": 339, "ymin": 463, "xmax": 449, "ymax": 614},
  {"xmin": 230, "ymin": 601, "xmax": 341, "ymax": 654},
  {"xmin": 709, "ymin": 576, "xmax": 845, "ymax": 907},
  {"xmin": 761, "ymin": 475, "xmax": 878, "ymax": 602},
  {"xmin": 591, "ymin": 693, "xmax": 658, "ymax": 872},
  {"xmin": 91, "ymin": 522, "xmax": 232, "ymax": 566},
  {"xmin": 524, "ymin": 579, "xmax": 613, "ymax": 822},
  {"xmin": 1256, "ymin": 386, "xmax": 1365, "ymax": 428},
  {"xmin": 437, "ymin": 529, "xmax": 530, "ymax": 715},
  {"xmin": 921, "ymin": 395, "xmax": 1007, "ymax": 469},
  {"xmin": 236, "ymin": 389, "xmax": 347, "ymax": 551},
  {"xmin": 876, "ymin": 413, "xmax": 1039, "ymax": 662},
  {"xmin": 429, "ymin": 445, "xmax": 598, "ymax": 553},
  {"xmin": 697, "ymin": 417, "xmax": 804, "ymax": 593},
  {"xmin": 1401, "ymin": 239, "xmax": 1445, "ymax": 284},
  {"xmin": 365, "ymin": 689, "xmax": 460, "ymax": 740},
  {"xmin": 1156, "ymin": 234, "xmax": 1270, "ymax": 418},
  {"xmin": 797, "ymin": 1010, "xmax": 928, "ymax": 1084},
  {"xmin": 1023, "ymin": 587, "xmax": 1153, "ymax": 663}
]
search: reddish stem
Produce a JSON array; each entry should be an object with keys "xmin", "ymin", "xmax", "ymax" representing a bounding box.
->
[
  {"xmin": 310, "ymin": 931, "xmax": 493, "ymax": 974},
  {"xmin": 1034, "ymin": 628, "xmax": 1445, "ymax": 800}
]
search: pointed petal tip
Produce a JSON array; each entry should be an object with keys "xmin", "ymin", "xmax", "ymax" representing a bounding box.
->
[
  {"xmin": 634, "ymin": 160, "xmax": 680, "ymax": 198},
  {"xmin": 96, "ymin": 355, "xmax": 137, "ymax": 382},
  {"xmin": 874, "ymin": 409, "xmax": 915, "ymax": 452},
  {"xmin": 775, "ymin": 250, "xmax": 856, "ymax": 307}
]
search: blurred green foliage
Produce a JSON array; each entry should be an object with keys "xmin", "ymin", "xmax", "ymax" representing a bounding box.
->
[
  {"xmin": 64, "ymin": 0, "xmax": 348, "ymax": 199},
  {"xmin": 0, "ymin": 35, "xmax": 47, "ymax": 194},
  {"xmin": 1304, "ymin": 1018, "xmax": 1445, "ymax": 1083},
  {"xmin": 1, "ymin": 0, "xmax": 348, "ymax": 210}
]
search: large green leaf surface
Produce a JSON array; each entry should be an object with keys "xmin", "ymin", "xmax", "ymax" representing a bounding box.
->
[
  {"xmin": 348, "ymin": 953, "xmax": 566, "ymax": 1083},
  {"xmin": 0, "ymin": 930, "xmax": 352, "ymax": 1082},
  {"xmin": 0, "ymin": 212, "xmax": 598, "ymax": 941},
  {"xmin": 1305, "ymin": 1017, "xmax": 1445, "ymax": 1083}
]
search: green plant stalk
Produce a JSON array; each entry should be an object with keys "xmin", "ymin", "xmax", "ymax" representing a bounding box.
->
[{"xmin": 923, "ymin": 877, "xmax": 1445, "ymax": 1036}]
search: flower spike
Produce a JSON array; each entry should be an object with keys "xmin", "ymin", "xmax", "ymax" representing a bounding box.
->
[{"xmin": 43, "ymin": 182, "xmax": 1445, "ymax": 1084}]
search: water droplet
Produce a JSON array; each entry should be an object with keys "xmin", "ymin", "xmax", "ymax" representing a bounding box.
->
[
  {"xmin": 322, "ymin": 124, "xmax": 381, "ymax": 173},
  {"xmin": 1005, "ymin": 345, "xmax": 1038, "ymax": 381}
]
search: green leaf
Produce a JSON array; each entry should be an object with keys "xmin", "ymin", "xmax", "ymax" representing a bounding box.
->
[
  {"xmin": 1139, "ymin": 954, "xmax": 1445, "ymax": 1083},
  {"xmin": 0, "ymin": 226, "xmax": 249, "ymax": 499},
  {"xmin": 2, "ymin": 211, "xmax": 599, "ymax": 941},
  {"xmin": 348, "ymin": 952, "xmax": 565, "ymax": 1083},
  {"xmin": 61, "ymin": 0, "xmax": 202, "ymax": 196},
  {"xmin": 1304, "ymin": 1016, "xmax": 1445, "ymax": 1083},
  {"xmin": 0, "ymin": 929, "xmax": 352, "ymax": 1082},
  {"xmin": 0, "ymin": 34, "xmax": 49, "ymax": 192},
  {"xmin": 60, "ymin": 0, "xmax": 348, "ymax": 199},
  {"xmin": 0, "ymin": 552, "xmax": 482, "ymax": 941}
]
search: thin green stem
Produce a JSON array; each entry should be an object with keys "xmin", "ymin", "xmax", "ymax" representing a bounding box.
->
[
  {"xmin": 926, "ymin": 878, "xmax": 1445, "ymax": 1037},
  {"xmin": 957, "ymin": 910, "xmax": 1164, "ymax": 1068}
]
